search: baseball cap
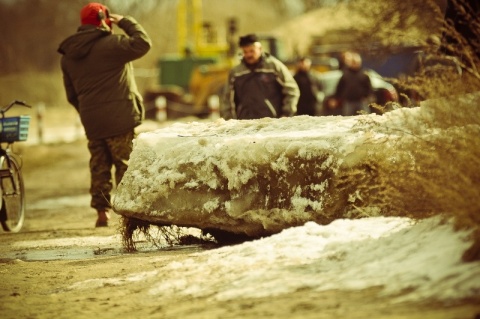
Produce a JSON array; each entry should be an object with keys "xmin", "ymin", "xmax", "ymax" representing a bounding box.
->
[{"xmin": 80, "ymin": 2, "xmax": 112, "ymax": 28}]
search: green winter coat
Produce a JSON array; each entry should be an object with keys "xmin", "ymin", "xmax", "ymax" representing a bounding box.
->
[
  {"xmin": 58, "ymin": 16, "xmax": 151, "ymax": 140},
  {"xmin": 222, "ymin": 53, "xmax": 299, "ymax": 120}
]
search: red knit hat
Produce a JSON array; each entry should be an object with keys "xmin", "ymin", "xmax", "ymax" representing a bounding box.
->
[{"xmin": 80, "ymin": 2, "xmax": 112, "ymax": 28}]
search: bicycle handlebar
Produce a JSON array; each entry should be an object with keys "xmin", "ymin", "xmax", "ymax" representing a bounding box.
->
[{"xmin": 1, "ymin": 100, "xmax": 32, "ymax": 115}]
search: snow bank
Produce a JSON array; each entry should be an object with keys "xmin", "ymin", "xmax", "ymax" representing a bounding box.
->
[
  {"xmin": 147, "ymin": 216, "xmax": 479, "ymax": 302},
  {"xmin": 113, "ymin": 93, "xmax": 480, "ymax": 237},
  {"xmin": 67, "ymin": 216, "xmax": 480, "ymax": 302}
]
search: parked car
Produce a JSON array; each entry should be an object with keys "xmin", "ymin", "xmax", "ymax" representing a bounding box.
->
[{"xmin": 315, "ymin": 69, "xmax": 399, "ymax": 116}]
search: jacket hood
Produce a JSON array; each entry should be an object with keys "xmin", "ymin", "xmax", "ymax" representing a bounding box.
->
[{"xmin": 58, "ymin": 25, "xmax": 109, "ymax": 59}]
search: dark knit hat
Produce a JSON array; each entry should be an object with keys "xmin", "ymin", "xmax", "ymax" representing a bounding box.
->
[
  {"xmin": 80, "ymin": 3, "xmax": 111, "ymax": 28},
  {"xmin": 238, "ymin": 34, "xmax": 259, "ymax": 47}
]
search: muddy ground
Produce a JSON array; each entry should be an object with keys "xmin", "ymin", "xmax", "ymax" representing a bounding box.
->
[{"xmin": 0, "ymin": 127, "xmax": 479, "ymax": 319}]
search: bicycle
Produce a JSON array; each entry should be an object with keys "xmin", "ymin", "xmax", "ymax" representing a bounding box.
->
[{"xmin": 0, "ymin": 100, "xmax": 31, "ymax": 232}]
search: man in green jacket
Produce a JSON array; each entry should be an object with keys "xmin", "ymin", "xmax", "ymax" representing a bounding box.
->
[
  {"xmin": 58, "ymin": 2, "xmax": 151, "ymax": 227},
  {"xmin": 222, "ymin": 34, "xmax": 299, "ymax": 120}
]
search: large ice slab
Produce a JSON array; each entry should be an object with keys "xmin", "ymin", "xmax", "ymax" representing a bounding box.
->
[{"xmin": 113, "ymin": 94, "xmax": 480, "ymax": 238}]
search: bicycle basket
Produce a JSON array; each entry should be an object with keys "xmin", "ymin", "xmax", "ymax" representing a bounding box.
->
[{"xmin": 0, "ymin": 116, "xmax": 30, "ymax": 142}]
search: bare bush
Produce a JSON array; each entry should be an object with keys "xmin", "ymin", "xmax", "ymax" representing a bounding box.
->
[{"xmin": 391, "ymin": 0, "xmax": 480, "ymax": 101}]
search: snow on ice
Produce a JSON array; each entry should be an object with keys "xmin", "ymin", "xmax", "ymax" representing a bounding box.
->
[{"xmin": 113, "ymin": 93, "xmax": 479, "ymax": 237}]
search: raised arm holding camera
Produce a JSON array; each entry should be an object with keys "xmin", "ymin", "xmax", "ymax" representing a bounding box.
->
[{"xmin": 58, "ymin": 2, "xmax": 152, "ymax": 227}]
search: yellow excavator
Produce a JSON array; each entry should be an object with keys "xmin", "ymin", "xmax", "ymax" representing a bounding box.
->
[{"xmin": 144, "ymin": 0, "xmax": 236, "ymax": 119}]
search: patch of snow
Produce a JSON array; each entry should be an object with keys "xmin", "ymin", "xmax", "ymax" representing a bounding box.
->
[
  {"xmin": 148, "ymin": 216, "xmax": 478, "ymax": 302},
  {"xmin": 66, "ymin": 216, "xmax": 479, "ymax": 302}
]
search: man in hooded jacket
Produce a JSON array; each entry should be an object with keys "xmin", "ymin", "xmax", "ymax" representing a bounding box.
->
[{"xmin": 58, "ymin": 2, "xmax": 151, "ymax": 227}]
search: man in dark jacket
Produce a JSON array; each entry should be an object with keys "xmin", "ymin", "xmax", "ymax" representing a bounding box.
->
[
  {"xmin": 293, "ymin": 57, "xmax": 323, "ymax": 116},
  {"xmin": 332, "ymin": 52, "xmax": 373, "ymax": 116},
  {"xmin": 222, "ymin": 34, "xmax": 299, "ymax": 120},
  {"xmin": 58, "ymin": 2, "xmax": 151, "ymax": 227}
]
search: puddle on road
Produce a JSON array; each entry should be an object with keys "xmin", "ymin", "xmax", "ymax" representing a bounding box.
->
[
  {"xmin": 2, "ymin": 218, "xmax": 213, "ymax": 262},
  {"xmin": 5, "ymin": 247, "xmax": 122, "ymax": 261},
  {"xmin": 2, "ymin": 243, "xmax": 209, "ymax": 262}
]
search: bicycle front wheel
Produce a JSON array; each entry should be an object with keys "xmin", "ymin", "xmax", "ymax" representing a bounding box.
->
[{"xmin": 0, "ymin": 155, "xmax": 25, "ymax": 232}]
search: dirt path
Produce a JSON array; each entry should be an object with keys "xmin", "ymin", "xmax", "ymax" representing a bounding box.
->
[{"xmin": 1, "ymin": 139, "xmax": 479, "ymax": 319}]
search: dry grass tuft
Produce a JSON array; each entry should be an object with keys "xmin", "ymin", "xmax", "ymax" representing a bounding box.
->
[
  {"xmin": 120, "ymin": 216, "xmax": 152, "ymax": 252},
  {"xmin": 328, "ymin": 95, "xmax": 480, "ymax": 261},
  {"xmin": 120, "ymin": 216, "xmax": 215, "ymax": 252},
  {"xmin": 386, "ymin": 1, "xmax": 480, "ymax": 261}
]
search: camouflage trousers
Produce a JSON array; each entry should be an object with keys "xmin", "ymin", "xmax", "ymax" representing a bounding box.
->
[{"xmin": 87, "ymin": 130, "xmax": 134, "ymax": 211}]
